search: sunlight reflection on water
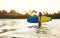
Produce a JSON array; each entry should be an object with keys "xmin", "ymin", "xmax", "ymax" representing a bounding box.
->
[{"xmin": 0, "ymin": 19, "xmax": 59, "ymax": 38}]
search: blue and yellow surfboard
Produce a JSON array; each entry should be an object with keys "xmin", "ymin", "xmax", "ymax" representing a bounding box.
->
[{"xmin": 27, "ymin": 16, "xmax": 52, "ymax": 23}]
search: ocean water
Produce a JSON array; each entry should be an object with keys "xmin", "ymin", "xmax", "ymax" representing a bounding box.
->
[{"xmin": 0, "ymin": 19, "xmax": 60, "ymax": 38}]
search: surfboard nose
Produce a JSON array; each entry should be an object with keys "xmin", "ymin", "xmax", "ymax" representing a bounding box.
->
[{"xmin": 27, "ymin": 16, "xmax": 38, "ymax": 23}]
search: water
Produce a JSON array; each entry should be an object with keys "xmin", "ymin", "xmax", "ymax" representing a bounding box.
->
[{"xmin": 0, "ymin": 19, "xmax": 60, "ymax": 38}]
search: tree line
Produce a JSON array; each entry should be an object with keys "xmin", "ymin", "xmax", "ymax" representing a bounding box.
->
[
  {"xmin": 0, "ymin": 10, "xmax": 32, "ymax": 19},
  {"xmin": 43, "ymin": 11, "xmax": 60, "ymax": 19},
  {"xmin": 0, "ymin": 10, "xmax": 60, "ymax": 19}
]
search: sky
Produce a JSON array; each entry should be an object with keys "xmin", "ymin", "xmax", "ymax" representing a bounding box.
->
[{"xmin": 0, "ymin": 0, "xmax": 60, "ymax": 14}]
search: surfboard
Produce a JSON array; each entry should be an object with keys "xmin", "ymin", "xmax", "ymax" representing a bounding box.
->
[{"xmin": 27, "ymin": 16, "xmax": 52, "ymax": 23}]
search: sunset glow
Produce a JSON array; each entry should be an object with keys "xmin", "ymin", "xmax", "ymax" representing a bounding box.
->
[{"xmin": 0, "ymin": 0, "xmax": 60, "ymax": 14}]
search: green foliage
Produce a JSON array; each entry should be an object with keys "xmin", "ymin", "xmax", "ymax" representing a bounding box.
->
[
  {"xmin": 43, "ymin": 11, "xmax": 60, "ymax": 19},
  {"xmin": 0, "ymin": 10, "xmax": 31, "ymax": 19},
  {"xmin": 0, "ymin": 10, "xmax": 60, "ymax": 19}
]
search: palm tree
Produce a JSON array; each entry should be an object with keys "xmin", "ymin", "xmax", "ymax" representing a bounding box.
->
[{"xmin": 27, "ymin": 10, "xmax": 37, "ymax": 16}]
